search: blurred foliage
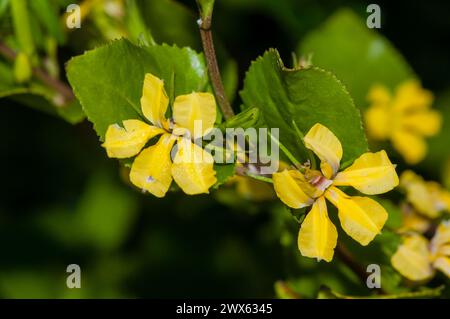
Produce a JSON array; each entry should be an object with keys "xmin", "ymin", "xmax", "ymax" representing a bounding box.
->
[
  {"xmin": 1, "ymin": 0, "xmax": 450, "ymax": 298},
  {"xmin": 298, "ymin": 9, "xmax": 415, "ymax": 109}
]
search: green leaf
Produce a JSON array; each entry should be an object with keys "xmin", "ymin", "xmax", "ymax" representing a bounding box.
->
[
  {"xmin": 1, "ymin": 55, "xmax": 84, "ymax": 124},
  {"xmin": 213, "ymin": 163, "xmax": 236, "ymax": 188},
  {"xmin": 240, "ymin": 49, "xmax": 367, "ymax": 164},
  {"xmin": 12, "ymin": 94, "xmax": 85, "ymax": 124},
  {"xmin": 197, "ymin": 0, "xmax": 215, "ymax": 20},
  {"xmin": 67, "ymin": 39, "xmax": 209, "ymax": 140},
  {"xmin": 0, "ymin": 63, "xmax": 85, "ymax": 124},
  {"xmin": 219, "ymin": 107, "xmax": 262, "ymax": 130},
  {"xmin": 10, "ymin": 0, "xmax": 34, "ymax": 55},
  {"xmin": 298, "ymin": 9, "xmax": 415, "ymax": 109}
]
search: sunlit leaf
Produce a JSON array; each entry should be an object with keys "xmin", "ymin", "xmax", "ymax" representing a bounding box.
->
[
  {"xmin": 67, "ymin": 39, "xmax": 209, "ymax": 139},
  {"xmin": 240, "ymin": 49, "xmax": 367, "ymax": 164}
]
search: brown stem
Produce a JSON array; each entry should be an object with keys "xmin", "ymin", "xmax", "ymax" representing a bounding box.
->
[
  {"xmin": 0, "ymin": 41, "xmax": 74, "ymax": 106},
  {"xmin": 198, "ymin": 14, "xmax": 234, "ymax": 119},
  {"xmin": 275, "ymin": 280, "xmax": 302, "ymax": 299}
]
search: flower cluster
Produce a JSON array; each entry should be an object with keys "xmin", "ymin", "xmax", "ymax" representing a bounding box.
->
[
  {"xmin": 101, "ymin": 73, "xmax": 450, "ymax": 269},
  {"xmin": 400, "ymin": 170, "xmax": 450, "ymax": 218},
  {"xmin": 365, "ymin": 80, "xmax": 442, "ymax": 164},
  {"xmin": 392, "ymin": 221, "xmax": 450, "ymax": 281}
]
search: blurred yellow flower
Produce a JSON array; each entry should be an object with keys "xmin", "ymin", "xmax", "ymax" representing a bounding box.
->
[
  {"xmin": 102, "ymin": 73, "xmax": 217, "ymax": 197},
  {"xmin": 365, "ymin": 80, "xmax": 442, "ymax": 164},
  {"xmin": 400, "ymin": 170, "xmax": 450, "ymax": 218},
  {"xmin": 228, "ymin": 175, "xmax": 275, "ymax": 201},
  {"xmin": 272, "ymin": 124, "xmax": 399, "ymax": 262},
  {"xmin": 398, "ymin": 204, "xmax": 431, "ymax": 234},
  {"xmin": 392, "ymin": 221, "xmax": 450, "ymax": 281}
]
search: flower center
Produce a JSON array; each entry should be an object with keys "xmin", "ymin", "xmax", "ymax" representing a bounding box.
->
[
  {"xmin": 167, "ymin": 118, "xmax": 192, "ymax": 138},
  {"xmin": 304, "ymin": 169, "xmax": 333, "ymax": 198}
]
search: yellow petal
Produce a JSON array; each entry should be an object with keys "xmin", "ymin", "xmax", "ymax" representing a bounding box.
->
[
  {"xmin": 325, "ymin": 187, "xmax": 387, "ymax": 246},
  {"xmin": 401, "ymin": 110, "xmax": 442, "ymax": 137},
  {"xmin": 367, "ymin": 84, "xmax": 392, "ymax": 106},
  {"xmin": 102, "ymin": 119, "xmax": 164, "ymax": 158},
  {"xmin": 400, "ymin": 171, "xmax": 441, "ymax": 218},
  {"xmin": 427, "ymin": 183, "xmax": 450, "ymax": 214},
  {"xmin": 399, "ymin": 209, "xmax": 431, "ymax": 234},
  {"xmin": 140, "ymin": 73, "xmax": 169, "ymax": 128},
  {"xmin": 393, "ymin": 80, "xmax": 433, "ymax": 113},
  {"xmin": 172, "ymin": 138, "xmax": 217, "ymax": 195},
  {"xmin": 439, "ymin": 189, "xmax": 450, "ymax": 212},
  {"xmin": 333, "ymin": 150, "xmax": 399, "ymax": 195},
  {"xmin": 433, "ymin": 257, "xmax": 450, "ymax": 279},
  {"xmin": 365, "ymin": 105, "xmax": 391, "ymax": 140},
  {"xmin": 304, "ymin": 123, "xmax": 343, "ymax": 179},
  {"xmin": 129, "ymin": 134, "xmax": 176, "ymax": 198},
  {"xmin": 391, "ymin": 234, "xmax": 434, "ymax": 281},
  {"xmin": 437, "ymin": 244, "xmax": 450, "ymax": 257},
  {"xmin": 431, "ymin": 221, "xmax": 450, "ymax": 253},
  {"xmin": 298, "ymin": 196, "xmax": 338, "ymax": 262},
  {"xmin": 173, "ymin": 92, "xmax": 216, "ymax": 139},
  {"xmin": 391, "ymin": 129, "xmax": 427, "ymax": 164},
  {"xmin": 272, "ymin": 170, "xmax": 314, "ymax": 209}
]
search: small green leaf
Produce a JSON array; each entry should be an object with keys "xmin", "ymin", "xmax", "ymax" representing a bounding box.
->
[
  {"xmin": 219, "ymin": 107, "xmax": 262, "ymax": 130},
  {"xmin": 298, "ymin": 9, "xmax": 415, "ymax": 109},
  {"xmin": 67, "ymin": 39, "xmax": 209, "ymax": 140},
  {"xmin": 240, "ymin": 49, "xmax": 367, "ymax": 164},
  {"xmin": 214, "ymin": 163, "xmax": 236, "ymax": 188},
  {"xmin": 197, "ymin": 0, "xmax": 215, "ymax": 20}
]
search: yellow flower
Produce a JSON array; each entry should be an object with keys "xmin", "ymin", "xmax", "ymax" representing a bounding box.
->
[
  {"xmin": 392, "ymin": 221, "xmax": 450, "ymax": 281},
  {"xmin": 365, "ymin": 80, "xmax": 442, "ymax": 164},
  {"xmin": 102, "ymin": 73, "xmax": 217, "ymax": 197},
  {"xmin": 400, "ymin": 170, "xmax": 450, "ymax": 218},
  {"xmin": 272, "ymin": 123, "xmax": 399, "ymax": 262}
]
